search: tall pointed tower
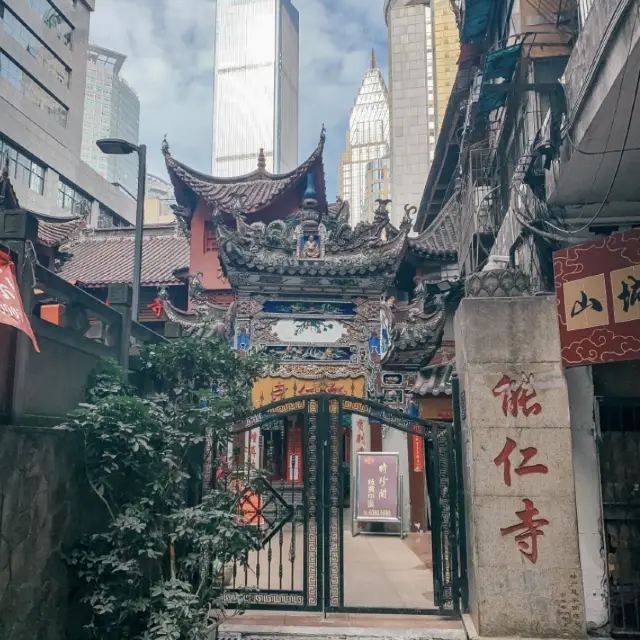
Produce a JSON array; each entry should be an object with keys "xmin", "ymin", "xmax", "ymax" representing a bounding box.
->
[{"xmin": 338, "ymin": 50, "xmax": 390, "ymax": 226}]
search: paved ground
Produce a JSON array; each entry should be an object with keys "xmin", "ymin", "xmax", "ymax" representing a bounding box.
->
[
  {"xmin": 343, "ymin": 530, "xmax": 434, "ymax": 608},
  {"xmin": 236, "ymin": 513, "xmax": 434, "ymax": 610}
]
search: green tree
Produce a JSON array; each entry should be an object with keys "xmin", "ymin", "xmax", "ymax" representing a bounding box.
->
[{"xmin": 60, "ymin": 337, "xmax": 269, "ymax": 639}]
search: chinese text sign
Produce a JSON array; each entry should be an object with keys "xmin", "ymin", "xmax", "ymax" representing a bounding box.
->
[
  {"xmin": 553, "ymin": 229, "xmax": 640, "ymax": 366},
  {"xmin": 355, "ymin": 453, "xmax": 399, "ymax": 523},
  {"xmin": 0, "ymin": 251, "xmax": 39, "ymax": 352}
]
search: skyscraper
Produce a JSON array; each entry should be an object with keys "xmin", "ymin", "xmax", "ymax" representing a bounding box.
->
[
  {"xmin": 212, "ymin": 0, "xmax": 299, "ymax": 177},
  {"xmin": 385, "ymin": 0, "xmax": 459, "ymax": 226},
  {"xmin": 363, "ymin": 156, "xmax": 392, "ymax": 223},
  {"xmin": 338, "ymin": 51, "xmax": 390, "ymax": 227},
  {"xmin": 81, "ymin": 46, "xmax": 141, "ymax": 197}
]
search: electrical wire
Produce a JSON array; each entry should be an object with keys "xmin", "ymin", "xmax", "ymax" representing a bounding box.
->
[{"xmin": 545, "ymin": 3, "xmax": 640, "ymax": 233}]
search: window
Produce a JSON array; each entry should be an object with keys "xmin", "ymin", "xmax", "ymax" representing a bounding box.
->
[
  {"xmin": 98, "ymin": 205, "xmax": 130, "ymax": 229},
  {"xmin": 0, "ymin": 136, "xmax": 45, "ymax": 194},
  {"xmin": 57, "ymin": 180, "xmax": 92, "ymax": 216},
  {"xmin": 0, "ymin": 3, "xmax": 71, "ymax": 86},
  {"xmin": 27, "ymin": 0, "xmax": 73, "ymax": 49},
  {"xmin": 0, "ymin": 51, "xmax": 68, "ymax": 127},
  {"xmin": 204, "ymin": 222, "xmax": 217, "ymax": 252}
]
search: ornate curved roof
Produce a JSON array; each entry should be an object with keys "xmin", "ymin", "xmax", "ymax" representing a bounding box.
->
[
  {"xmin": 409, "ymin": 193, "xmax": 459, "ymax": 260},
  {"xmin": 163, "ymin": 130, "xmax": 327, "ymax": 216}
]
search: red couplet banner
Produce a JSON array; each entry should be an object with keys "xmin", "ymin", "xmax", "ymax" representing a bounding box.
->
[
  {"xmin": 355, "ymin": 452, "xmax": 400, "ymax": 523},
  {"xmin": 0, "ymin": 251, "xmax": 39, "ymax": 352}
]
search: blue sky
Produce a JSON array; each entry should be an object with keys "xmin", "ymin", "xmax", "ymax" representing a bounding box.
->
[{"xmin": 91, "ymin": 0, "xmax": 388, "ymax": 200}]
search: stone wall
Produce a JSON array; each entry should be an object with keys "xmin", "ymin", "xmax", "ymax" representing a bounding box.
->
[{"xmin": 0, "ymin": 426, "xmax": 97, "ymax": 640}]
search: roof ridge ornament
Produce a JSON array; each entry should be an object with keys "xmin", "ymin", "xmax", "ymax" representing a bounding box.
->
[
  {"xmin": 161, "ymin": 134, "xmax": 169, "ymax": 156},
  {"xmin": 402, "ymin": 204, "xmax": 417, "ymax": 230}
]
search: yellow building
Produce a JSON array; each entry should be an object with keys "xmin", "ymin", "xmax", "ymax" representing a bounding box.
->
[
  {"xmin": 433, "ymin": 0, "xmax": 460, "ymax": 132},
  {"xmin": 144, "ymin": 173, "xmax": 176, "ymax": 225}
]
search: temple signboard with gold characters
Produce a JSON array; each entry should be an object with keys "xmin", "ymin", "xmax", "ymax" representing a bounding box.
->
[{"xmin": 553, "ymin": 229, "xmax": 640, "ymax": 366}]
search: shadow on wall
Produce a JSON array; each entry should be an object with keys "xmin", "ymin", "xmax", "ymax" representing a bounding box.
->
[{"xmin": 0, "ymin": 426, "xmax": 102, "ymax": 640}]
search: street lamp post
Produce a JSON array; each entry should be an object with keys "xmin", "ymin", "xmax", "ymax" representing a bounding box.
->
[{"xmin": 96, "ymin": 138, "xmax": 147, "ymax": 320}]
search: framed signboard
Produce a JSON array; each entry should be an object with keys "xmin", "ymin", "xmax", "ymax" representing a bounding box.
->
[
  {"xmin": 354, "ymin": 452, "xmax": 400, "ymax": 524},
  {"xmin": 553, "ymin": 229, "xmax": 640, "ymax": 366}
]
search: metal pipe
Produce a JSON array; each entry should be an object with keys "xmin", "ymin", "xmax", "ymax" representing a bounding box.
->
[{"xmin": 132, "ymin": 144, "xmax": 147, "ymax": 320}]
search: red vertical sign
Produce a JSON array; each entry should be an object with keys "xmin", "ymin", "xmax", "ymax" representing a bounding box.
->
[{"xmin": 412, "ymin": 426, "xmax": 424, "ymax": 473}]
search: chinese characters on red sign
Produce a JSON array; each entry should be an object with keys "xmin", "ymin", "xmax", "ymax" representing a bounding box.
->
[
  {"xmin": 146, "ymin": 297, "xmax": 163, "ymax": 319},
  {"xmin": 412, "ymin": 425, "xmax": 424, "ymax": 473},
  {"xmin": 492, "ymin": 373, "xmax": 542, "ymax": 417},
  {"xmin": 492, "ymin": 375, "xmax": 549, "ymax": 563},
  {"xmin": 355, "ymin": 418, "xmax": 366, "ymax": 453},
  {"xmin": 553, "ymin": 229, "xmax": 640, "ymax": 366},
  {"xmin": 0, "ymin": 251, "xmax": 39, "ymax": 352}
]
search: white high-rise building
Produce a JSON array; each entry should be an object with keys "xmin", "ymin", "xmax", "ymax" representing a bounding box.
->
[
  {"xmin": 211, "ymin": 0, "xmax": 299, "ymax": 177},
  {"xmin": 81, "ymin": 46, "xmax": 140, "ymax": 197},
  {"xmin": 338, "ymin": 51, "xmax": 390, "ymax": 227}
]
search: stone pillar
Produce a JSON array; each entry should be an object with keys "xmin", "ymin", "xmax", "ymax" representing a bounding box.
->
[{"xmin": 455, "ymin": 295, "xmax": 586, "ymax": 638}]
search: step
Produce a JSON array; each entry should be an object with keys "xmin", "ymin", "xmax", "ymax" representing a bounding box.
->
[{"xmin": 216, "ymin": 612, "xmax": 466, "ymax": 640}]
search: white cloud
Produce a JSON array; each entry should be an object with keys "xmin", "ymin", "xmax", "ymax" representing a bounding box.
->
[{"xmin": 90, "ymin": 0, "xmax": 387, "ymax": 198}]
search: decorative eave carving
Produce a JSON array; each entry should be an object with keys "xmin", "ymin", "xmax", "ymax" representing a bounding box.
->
[
  {"xmin": 159, "ymin": 273, "xmax": 236, "ymax": 340},
  {"xmin": 382, "ymin": 283, "xmax": 448, "ymax": 369},
  {"xmin": 214, "ymin": 199, "xmax": 412, "ymax": 281}
]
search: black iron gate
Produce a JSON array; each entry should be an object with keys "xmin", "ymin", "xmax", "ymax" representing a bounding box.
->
[{"xmin": 221, "ymin": 394, "xmax": 466, "ymax": 615}]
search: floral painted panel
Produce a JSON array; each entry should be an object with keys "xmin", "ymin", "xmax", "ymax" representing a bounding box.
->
[{"xmin": 270, "ymin": 319, "xmax": 346, "ymax": 344}]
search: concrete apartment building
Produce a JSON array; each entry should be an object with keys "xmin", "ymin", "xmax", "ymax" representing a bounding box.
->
[
  {"xmin": 0, "ymin": 0, "xmax": 135, "ymax": 226},
  {"xmin": 81, "ymin": 45, "xmax": 140, "ymax": 197},
  {"xmin": 384, "ymin": 0, "xmax": 459, "ymax": 227}
]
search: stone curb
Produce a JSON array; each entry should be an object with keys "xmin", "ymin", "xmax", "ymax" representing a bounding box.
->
[{"xmin": 218, "ymin": 625, "xmax": 467, "ymax": 640}]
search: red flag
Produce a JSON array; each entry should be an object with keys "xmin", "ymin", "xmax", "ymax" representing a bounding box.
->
[{"xmin": 0, "ymin": 251, "xmax": 39, "ymax": 352}]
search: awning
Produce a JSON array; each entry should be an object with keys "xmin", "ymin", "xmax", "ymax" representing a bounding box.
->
[
  {"xmin": 476, "ymin": 43, "xmax": 523, "ymax": 120},
  {"xmin": 461, "ymin": 0, "xmax": 493, "ymax": 43}
]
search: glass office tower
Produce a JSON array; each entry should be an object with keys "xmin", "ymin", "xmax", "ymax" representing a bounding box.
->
[
  {"xmin": 82, "ymin": 46, "xmax": 140, "ymax": 196},
  {"xmin": 212, "ymin": 0, "xmax": 299, "ymax": 177}
]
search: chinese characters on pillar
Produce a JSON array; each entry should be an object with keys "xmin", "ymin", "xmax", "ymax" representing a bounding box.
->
[
  {"xmin": 492, "ymin": 375, "xmax": 549, "ymax": 564},
  {"xmin": 492, "ymin": 373, "xmax": 542, "ymax": 417},
  {"xmin": 494, "ymin": 437, "xmax": 548, "ymax": 487}
]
